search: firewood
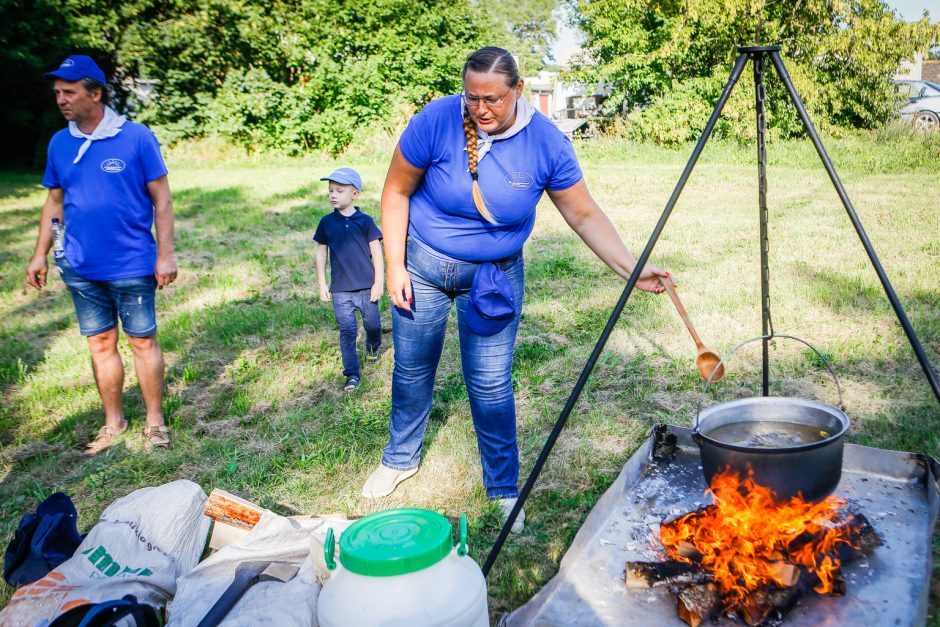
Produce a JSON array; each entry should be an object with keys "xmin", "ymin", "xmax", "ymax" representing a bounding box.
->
[
  {"xmin": 207, "ymin": 518, "xmax": 252, "ymax": 551},
  {"xmin": 790, "ymin": 508, "xmax": 882, "ymax": 561},
  {"xmin": 676, "ymin": 583, "xmax": 720, "ymax": 627},
  {"xmin": 677, "ymin": 541, "xmax": 703, "ymax": 562},
  {"xmin": 837, "ymin": 511, "xmax": 883, "ymax": 561},
  {"xmin": 738, "ymin": 585, "xmax": 799, "ymax": 626},
  {"xmin": 204, "ymin": 488, "xmax": 264, "ymax": 528},
  {"xmin": 625, "ymin": 560, "xmax": 712, "ymax": 589},
  {"xmin": 768, "ymin": 561, "xmax": 799, "ymax": 588}
]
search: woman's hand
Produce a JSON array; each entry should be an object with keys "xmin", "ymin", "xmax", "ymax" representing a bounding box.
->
[
  {"xmin": 387, "ymin": 263, "xmax": 413, "ymax": 311},
  {"xmin": 633, "ymin": 263, "xmax": 669, "ymax": 294}
]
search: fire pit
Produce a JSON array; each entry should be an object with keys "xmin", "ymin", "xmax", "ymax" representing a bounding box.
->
[
  {"xmin": 632, "ymin": 468, "xmax": 883, "ymax": 625},
  {"xmin": 504, "ymin": 425, "xmax": 939, "ymax": 627}
]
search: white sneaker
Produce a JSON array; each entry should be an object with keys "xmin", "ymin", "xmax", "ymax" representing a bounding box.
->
[
  {"xmin": 361, "ymin": 464, "xmax": 419, "ymax": 499},
  {"xmin": 497, "ymin": 497, "xmax": 526, "ymax": 533}
]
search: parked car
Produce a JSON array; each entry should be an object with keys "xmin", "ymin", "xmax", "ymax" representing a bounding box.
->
[{"xmin": 893, "ymin": 79, "xmax": 940, "ymax": 131}]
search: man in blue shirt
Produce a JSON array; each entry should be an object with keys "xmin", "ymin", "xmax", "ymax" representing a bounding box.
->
[{"xmin": 25, "ymin": 55, "xmax": 177, "ymax": 454}]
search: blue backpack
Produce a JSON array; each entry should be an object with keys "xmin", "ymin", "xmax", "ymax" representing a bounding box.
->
[
  {"xmin": 3, "ymin": 492, "xmax": 84, "ymax": 586},
  {"xmin": 49, "ymin": 594, "xmax": 161, "ymax": 627}
]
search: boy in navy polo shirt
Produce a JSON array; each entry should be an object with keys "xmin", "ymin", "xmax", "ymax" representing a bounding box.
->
[{"xmin": 314, "ymin": 168, "xmax": 384, "ymax": 392}]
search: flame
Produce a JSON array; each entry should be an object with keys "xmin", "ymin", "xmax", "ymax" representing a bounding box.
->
[{"xmin": 660, "ymin": 467, "xmax": 859, "ymax": 607}]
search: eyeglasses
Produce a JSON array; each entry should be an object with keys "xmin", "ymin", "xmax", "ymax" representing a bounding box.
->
[{"xmin": 462, "ymin": 86, "xmax": 515, "ymax": 108}]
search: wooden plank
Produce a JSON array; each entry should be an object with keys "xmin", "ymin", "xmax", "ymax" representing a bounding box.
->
[
  {"xmin": 208, "ymin": 519, "xmax": 252, "ymax": 551},
  {"xmin": 204, "ymin": 488, "xmax": 264, "ymax": 528}
]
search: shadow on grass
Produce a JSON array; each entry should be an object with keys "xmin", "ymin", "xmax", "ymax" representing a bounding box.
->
[{"xmin": 0, "ymin": 172, "xmax": 44, "ymax": 202}]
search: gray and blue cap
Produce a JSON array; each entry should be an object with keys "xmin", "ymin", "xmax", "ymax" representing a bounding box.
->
[{"xmin": 320, "ymin": 168, "xmax": 363, "ymax": 191}]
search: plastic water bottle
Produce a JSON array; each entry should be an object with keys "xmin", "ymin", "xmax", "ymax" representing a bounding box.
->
[{"xmin": 51, "ymin": 218, "xmax": 65, "ymax": 260}]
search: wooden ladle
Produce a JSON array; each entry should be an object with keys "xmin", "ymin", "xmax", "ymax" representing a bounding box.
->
[{"xmin": 660, "ymin": 277, "xmax": 726, "ymax": 382}]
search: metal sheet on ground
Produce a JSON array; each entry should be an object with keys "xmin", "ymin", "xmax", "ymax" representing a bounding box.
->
[{"xmin": 505, "ymin": 425, "xmax": 939, "ymax": 627}]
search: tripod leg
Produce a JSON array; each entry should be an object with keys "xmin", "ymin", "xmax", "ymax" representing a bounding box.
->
[
  {"xmin": 481, "ymin": 52, "xmax": 752, "ymax": 578},
  {"xmin": 768, "ymin": 51, "xmax": 940, "ymax": 406}
]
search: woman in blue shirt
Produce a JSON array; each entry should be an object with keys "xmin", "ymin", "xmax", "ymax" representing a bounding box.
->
[{"xmin": 362, "ymin": 47, "xmax": 669, "ymax": 531}]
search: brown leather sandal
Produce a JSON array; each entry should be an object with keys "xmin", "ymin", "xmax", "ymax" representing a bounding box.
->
[
  {"xmin": 143, "ymin": 425, "xmax": 171, "ymax": 450},
  {"xmin": 84, "ymin": 421, "xmax": 128, "ymax": 456}
]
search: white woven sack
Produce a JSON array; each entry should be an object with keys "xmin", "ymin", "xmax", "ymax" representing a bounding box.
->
[
  {"xmin": 168, "ymin": 512, "xmax": 353, "ymax": 627},
  {"xmin": 0, "ymin": 480, "xmax": 210, "ymax": 626}
]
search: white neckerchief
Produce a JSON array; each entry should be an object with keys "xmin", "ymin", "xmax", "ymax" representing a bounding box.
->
[
  {"xmin": 464, "ymin": 96, "xmax": 537, "ymax": 165},
  {"xmin": 68, "ymin": 106, "xmax": 126, "ymax": 164}
]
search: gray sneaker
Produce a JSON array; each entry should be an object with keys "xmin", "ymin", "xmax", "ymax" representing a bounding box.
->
[
  {"xmin": 361, "ymin": 464, "xmax": 419, "ymax": 498},
  {"xmin": 497, "ymin": 497, "xmax": 526, "ymax": 533}
]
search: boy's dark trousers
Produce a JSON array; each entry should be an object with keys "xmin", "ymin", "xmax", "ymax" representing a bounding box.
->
[{"xmin": 332, "ymin": 289, "xmax": 381, "ymax": 377}]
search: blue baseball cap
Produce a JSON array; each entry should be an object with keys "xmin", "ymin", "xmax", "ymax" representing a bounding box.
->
[
  {"xmin": 44, "ymin": 55, "xmax": 107, "ymax": 86},
  {"xmin": 320, "ymin": 168, "xmax": 362, "ymax": 191},
  {"xmin": 465, "ymin": 263, "xmax": 516, "ymax": 336}
]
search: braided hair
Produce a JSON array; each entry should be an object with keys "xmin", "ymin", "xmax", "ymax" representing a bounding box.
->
[{"xmin": 461, "ymin": 47, "xmax": 521, "ymax": 225}]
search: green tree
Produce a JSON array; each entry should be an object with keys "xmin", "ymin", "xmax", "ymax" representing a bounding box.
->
[
  {"xmin": 570, "ymin": 0, "xmax": 940, "ymax": 143},
  {"xmin": 126, "ymin": 0, "xmax": 501, "ymax": 153},
  {"xmin": 481, "ymin": 0, "xmax": 560, "ymax": 75},
  {"xmin": 2, "ymin": 0, "xmax": 545, "ymax": 163}
]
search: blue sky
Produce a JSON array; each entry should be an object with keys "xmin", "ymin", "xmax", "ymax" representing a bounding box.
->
[{"xmin": 551, "ymin": 1, "xmax": 936, "ymax": 65}]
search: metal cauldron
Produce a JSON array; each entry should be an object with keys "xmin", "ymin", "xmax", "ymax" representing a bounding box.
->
[{"xmin": 692, "ymin": 335, "xmax": 851, "ymax": 502}]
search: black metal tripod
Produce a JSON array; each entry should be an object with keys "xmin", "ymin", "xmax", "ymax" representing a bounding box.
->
[{"xmin": 482, "ymin": 45, "xmax": 940, "ymax": 577}]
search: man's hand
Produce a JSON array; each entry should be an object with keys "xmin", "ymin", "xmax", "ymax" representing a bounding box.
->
[
  {"xmin": 154, "ymin": 254, "xmax": 178, "ymax": 289},
  {"xmin": 25, "ymin": 255, "xmax": 48, "ymax": 290},
  {"xmin": 370, "ymin": 282, "xmax": 383, "ymax": 303},
  {"xmin": 319, "ymin": 285, "xmax": 332, "ymax": 302}
]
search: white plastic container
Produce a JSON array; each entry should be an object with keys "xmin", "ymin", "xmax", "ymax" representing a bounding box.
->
[{"xmin": 317, "ymin": 508, "xmax": 488, "ymax": 627}]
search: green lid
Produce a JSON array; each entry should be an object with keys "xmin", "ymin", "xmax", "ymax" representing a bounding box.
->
[{"xmin": 339, "ymin": 508, "xmax": 454, "ymax": 577}]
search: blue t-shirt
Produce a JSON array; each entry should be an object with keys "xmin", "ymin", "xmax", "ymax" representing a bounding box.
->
[
  {"xmin": 41, "ymin": 122, "xmax": 168, "ymax": 281},
  {"xmin": 398, "ymin": 95, "xmax": 582, "ymax": 262},
  {"xmin": 313, "ymin": 208, "xmax": 383, "ymax": 292}
]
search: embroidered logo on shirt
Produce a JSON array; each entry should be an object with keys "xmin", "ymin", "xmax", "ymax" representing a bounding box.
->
[
  {"xmin": 504, "ymin": 171, "xmax": 535, "ymax": 190},
  {"xmin": 100, "ymin": 159, "xmax": 126, "ymax": 173}
]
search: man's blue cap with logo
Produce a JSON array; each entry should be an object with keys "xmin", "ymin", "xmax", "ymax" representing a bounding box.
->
[
  {"xmin": 320, "ymin": 168, "xmax": 363, "ymax": 191},
  {"xmin": 465, "ymin": 263, "xmax": 516, "ymax": 336},
  {"xmin": 44, "ymin": 55, "xmax": 107, "ymax": 86}
]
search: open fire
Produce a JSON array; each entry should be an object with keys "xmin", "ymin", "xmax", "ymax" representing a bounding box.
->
[{"xmin": 626, "ymin": 468, "xmax": 882, "ymax": 626}]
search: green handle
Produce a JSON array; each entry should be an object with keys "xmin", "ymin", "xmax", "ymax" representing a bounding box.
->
[
  {"xmin": 325, "ymin": 528, "xmax": 336, "ymax": 571},
  {"xmin": 457, "ymin": 513, "xmax": 468, "ymax": 557}
]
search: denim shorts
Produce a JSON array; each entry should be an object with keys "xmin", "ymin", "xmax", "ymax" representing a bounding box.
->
[{"xmin": 56, "ymin": 258, "xmax": 158, "ymax": 337}]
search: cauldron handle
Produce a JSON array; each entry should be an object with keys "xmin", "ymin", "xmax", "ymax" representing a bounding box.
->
[{"xmin": 694, "ymin": 334, "xmax": 844, "ymax": 430}]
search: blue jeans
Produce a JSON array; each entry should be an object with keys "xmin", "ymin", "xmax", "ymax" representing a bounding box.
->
[
  {"xmin": 55, "ymin": 257, "xmax": 158, "ymax": 337},
  {"xmin": 382, "ymin": 238, "xmax": 524, "ymax": 499},
  {"xmin": 332, "ymin": 289, "xmax": 382, "ymax": 378}
]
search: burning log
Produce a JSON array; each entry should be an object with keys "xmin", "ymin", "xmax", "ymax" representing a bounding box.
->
[
  {"xmin": 768, "ymin": 561, "xmax": 799, "ymax": 588},
  {"xmin": 625, "ymin": 560, "xmax": 712, "ymax": 589},
  {"xmin": 738, "ymin": 586, "xmax": 799, "ymax": 626},
  {"xmin": 676, "ymin": 583, "xmax": 721, "ymax": 627},
  {"xmin": 677, "ymin": 540, "xmax": 703, "ymax": 562}
]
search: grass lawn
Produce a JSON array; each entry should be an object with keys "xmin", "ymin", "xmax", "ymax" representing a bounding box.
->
[{"xmin": 0, "ymin": 131, "xmax": 938, "ymax": 622}]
